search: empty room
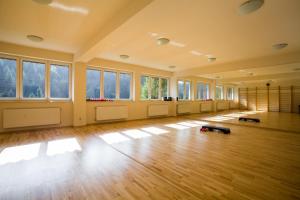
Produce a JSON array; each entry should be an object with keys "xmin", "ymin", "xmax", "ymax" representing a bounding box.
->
[{"xmin": 0, "ymin": 0, "xmax": 300, "ymax": 199}]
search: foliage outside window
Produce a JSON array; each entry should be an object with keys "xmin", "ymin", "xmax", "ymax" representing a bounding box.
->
[
  {"xmin": 50, "ymin": 64, "xmax": 69, "ymax": 98},
  {"xmin": 86, "ymin": 69, "xmax": 101, "ymax": 99},
  {"xmin": 0, "ymin": 58, "xmax": 17, "ymax": 98},
  {"xmin": 177, "ymin": 80, "xmax": 191, "ymax": 100},
  {"xmin": 227, "ymin": 87, "xmax": 234, "ymax": 100},
  {"xmin": 215, "ymin": 85, "xmax": 223, "ymax": 100},
  {"xmin": 197, "ymin": 82, "xmax": 209, "ymax": 100},
  {"xmin": 140, "ymin": 75, "xmax": 169, "ymax": 100}
]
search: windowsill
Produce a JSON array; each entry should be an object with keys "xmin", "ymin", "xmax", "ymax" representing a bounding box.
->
[{"xmin": 0, "ymin": 98, "xmax": 72, "ymax": 103}]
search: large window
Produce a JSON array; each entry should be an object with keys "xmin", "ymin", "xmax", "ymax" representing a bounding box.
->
[
  {"xmin": 86, "ymin": 68, "xmax": 132, "ymax": 100},
  {"xmin": 197, "ymin": 83, "xmax": 209, "ymax": 100},
  {"xmin": 119, "ymin": 73, "xmax": 131, "ymax": 99},
  {"xmin": 215, "ymin": 85, "xmax": 223, "ymax": 100},
  {"xmin": 50, "ymin": 64, "xmax": 69, "ymax": 99},
  {"xmin": 177, "ymin": 80, "xmax": 191, "ymax": 100},
  {"xmin": 140, "ymin": 75, "xmax": 169, "ymax": 100},
  {"xmin": 0, "ymin": 58, "xmax": 17, "ymax": 98},
  {"xmin": 104, "ymin": 71, "xmax": 116, "ymax": 99},
  {"xmin": 22, "ymin": 61, "xmax": 46, "ymax": 98},
  {"xmin": 227, "ymin": 87, "xmax": 234, "ymax": 100}
]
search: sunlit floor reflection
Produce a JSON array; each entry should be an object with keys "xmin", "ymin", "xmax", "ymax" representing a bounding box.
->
[
  {"xmin": 47, "ymin": 138, "xmax": 81, "ymax": 156},
  {"xmin": 187, "ymin": 120, "xmax": 208, "ymax": 125},
  {"xmin": 141, "ymin": 127, "xmax": 169, "ymax": 135},
  {"xmin": 99, "ymin": 132, "xmax": 130, "ymax": 144},
  {"xmin": 165, "ymin": 124, "xmax": 190, "ymax": 130},
  {"xmin": 122, "ymin": 129, "xmax": 152, "ymax": 139},
  {"xmin": 0, "ymin": 143, "xmax": 40, "ymax": 165},
  {"xmin": 177, "ymin": 122, "xmax": 200, "ymax": 127},
  {"xmin": 223, "ymin": 113, "xmax": 247, "ymax": 118},
  {"xmin": 204, "ymin": 116, "xmax": 235, "ymax": 122}
]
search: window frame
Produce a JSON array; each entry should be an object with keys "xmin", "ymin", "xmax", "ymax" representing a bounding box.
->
[
  {"xmin": 48, "ymin": 62, "xmax": 72, "ymax": 100},
  {"xmin": 196, "ymin": 82, "xmax": 210, "ymax": 100},
  {"xmin": 86, "ymin": 66, "xmax": 133, "ymax": 101},
  {"xmin": 21, "ymin": 58, "xmax": 47, "ymax": 100},
  {"xmin": 177, "ymin": 79, "xmax": 192, "ymax": 101},
  {"xmin": 0, "ymin": 55, "xmax": 19, "ymax": 100},
  {"xmin": 140, "ymin": 74, "xmax": 169, "ymax": 101},
  {"xmin": 215, "ymin": 85, "xmax": 224, "ymax": 100}
]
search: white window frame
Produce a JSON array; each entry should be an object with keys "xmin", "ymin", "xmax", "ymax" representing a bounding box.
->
[
  {"xmin": 177, "ymin": 79, "xmax": 192, "ymax": 101},
  {"xmin": 196, "ymin": 82, "xmax": 210, "ymax": 100},
  {"xmin": 86, "ymin": 66, "xmax": 133, "ymax": 101},
  {"xmin": 140, "ymin": 75, "xmax": 169, "ymax": 100},
  {"xmin": 49, "ymin": 62, "xmax": 72, "ymax": 100},
  {"xmin": 215, "ymin": 85, "xmax": 224, "ymax": 100},
  {"xmin": 0, "ymin": 55, "xmax": 19, "ymax": 100},
  {"xmin": 21, "ymin": 58, "xmax": 47, "ymax": 100}
]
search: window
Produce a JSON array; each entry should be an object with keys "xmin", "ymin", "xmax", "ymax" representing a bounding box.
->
[
  {"xmin": 22, "ymin": 61, "xmax": 46, "ymax": 98},
  {"xmin": 119, "ymin": 72, "xmax": 131, "ymax": 99},
  {"xmin": 140, "ymin": 76, "xmax": 149, "ymax": 100},
  {"xmin": 86, "ymin": 69, "xmax": 100, "ymax": 99},
  {"xmin": 177, "ymin": 80, "xmax": 191, "ymax": 100},
  {"xmin": 86, "ymin": 68, "xmax": 132, "ymax": 100},
  {"xmin": 227, "ymin": 87, "xmax": 234, "ymax": 100},
  {"xmin": 197, "ymin": 83, "xmax": 209, "ymax": 100},
  {"xmin": 215, "ymin": 85, "xmax": 223, "ymax": 100},
  {"xmin": 140, "ymin": 75, "xmax": 169, "ymax": 100},
  {"xmin": 50, "ymin": 64, "xmax": 69, "ymax": 99},
  {"xmin": 104, "ymin": 71, "xmax": 117, "ymax": 99},
  {"xmin": 160, "ymin": 78, "xmax": 168, "ymax": 98},
  {"xmin": 150, "ymin": 77, "xmax": 159, "ymax": 99},
  {"xmin": 0, "ymin": 58, "xmax": 17, "ymax": 98}
]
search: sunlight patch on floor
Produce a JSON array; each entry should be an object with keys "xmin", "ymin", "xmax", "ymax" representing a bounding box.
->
[
  {"xmin": 177, "ymin": 122, "xmax": 200, "ymax": 127},
  {"xmin": 165, "ymin": 124, "xmax": 190, "ymax": 130},
  {"xmin": 47, "ymin": 138, "xmax": 81, "ymax": 156},
  {"xmin": 0, "ymin": 143, "xmax": 40, "ymax": 165},
  {"xmin": 223, "ymin": 113, "xmax": 247, "ymax": 118},
  {"xmin": 204, "ymin": 116, "xmax": 235, "ymax": 122},
  {"xmin": 99, "ymin": 132, "xmax": 130, "ymax": 144},
  {"xmin": 141, "ymin": 127, "xmax": 169, "ymax": 135},
  {"xmin": 122, "ymin": 129, "xmax": 152, "ymax": 139}
]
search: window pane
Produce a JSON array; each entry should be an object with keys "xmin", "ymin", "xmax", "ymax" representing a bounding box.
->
[
  {"xmin": 185, "ymin": 81, "xmax": 191, "ymax": 100},
  {"xmin": 206, "ymin": 84, "xmax": 210, "ymax": 99},
  {"xmin": 104, "ymin": 71, "xmax": 116, "ymax": 99},
  {"xmin": 151, "ymin": 77, "xmax": 159, "ymax": 99},
  {"xmin": 120, "ymin": 73, "xmax": 131, "ymax": 99},
  {"xmin": 197, "ymin": 83, "xmax": 209, "ymax": 100},
  {"xmin": 140, "ymin": 76, "xmax": 149, "ymax": 99},
  {"xmin": 227, "ymin": 87, "xmax": 234, "ymax": 100},
  {"xmin": 86, "ymin": 69, "xmax": 100, "ymax": 99},
  {"xmin": 160, "ymin": 78, "xmax": 168, "ymax": 98},
  {"xmin": 0, "ymin": 58, "xmax": 16, "ymax": 98},
  {"xmin": 50, "ymin": 64, "xmax": 69, "ymax": 98},
  {"xmin": 22, "ymin": 61, "xmax": 45, "ymax": 98},
  {"xmin": 178, "ymin": 81, "xmax": 184, "ymax": 99},
  {"xmin": 216, "ymin": 86, "xmax": 223, "ymax": 100}
]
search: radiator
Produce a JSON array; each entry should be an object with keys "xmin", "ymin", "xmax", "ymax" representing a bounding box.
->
[
  {"xmin": 217, "ymin": 101, "xmax": 229, "ymax": 111},
  {"xmin": 200, "ymin": 102, "xmax": 212, "ymax": 112},
  {"xmin": 148, "ymin": 104, "xmax": 169, "ymax": 117},
  {"xmin": 177, "ymin": 103, "xmax": 191, "ymax": 114},
  {"xmin": 96, "ymin": 106, "xmax": 128, "ymax": 121},
  {"xmin": 3, "ymin": 107, "xmax": 61, "ymax": 129}
]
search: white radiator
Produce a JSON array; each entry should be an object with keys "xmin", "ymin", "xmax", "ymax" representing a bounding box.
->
[
  {"xmin": 177, "ymin": 103, "xmax": 191, "ymax": 114},
  {"xmin": 96, "ymin": 106, "xmax": 128, "ymax": 121},
  {"xmin": 3, "ymin": 108, "xmax": 61, "ymax": 129},
  {"xmin": 148, "ymin": 104, "xmax": 169, "ymax": 117},
  {"xmin": 200, "ymin": 102, "xmax": 212, "ymax": 112},
  {"xmin": 217, "ymin": 101, "xmax": 229, "ymax": 111}
]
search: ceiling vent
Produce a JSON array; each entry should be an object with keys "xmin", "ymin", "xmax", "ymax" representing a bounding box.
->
[{"xmin": 238, "ymin": 0, "xmax": 264, "ymax": 15}]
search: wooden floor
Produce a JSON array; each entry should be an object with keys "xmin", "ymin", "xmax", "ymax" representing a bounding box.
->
[{"xmin": 0, "ymin": 111, "xmax": 300, "ymax": 199}]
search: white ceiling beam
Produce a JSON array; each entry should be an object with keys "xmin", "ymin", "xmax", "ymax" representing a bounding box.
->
[
  {"xmin": 175, "ymin": 51, "xmax": 300, "ymax": 77},
  {"xmin": 74, "ymin": 0, "xmax": 153, "ymax": 62}
]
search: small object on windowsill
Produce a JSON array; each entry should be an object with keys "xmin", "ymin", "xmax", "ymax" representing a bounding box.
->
[
  {"xmin": 86, "ymin": 98, "xmax": 114, "ymax": 102},
  {"xmin": 163, "ymin": 97, "xmax": 173, "ymax": 101}
]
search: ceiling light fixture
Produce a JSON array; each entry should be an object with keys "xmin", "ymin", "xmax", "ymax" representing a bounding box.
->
[
  {"xmin": 208, "ymin": 57, "xmax": 216, "ymax": 62},
  {"xmin": 293, "ymin": 68, "xmax": 300, "ymax": 71},
  {"xmin": 27, "ymin": 35, "xmax": 44, "ymax": 42},
  {"xmin": 157, "ymin": 38, "xmax": 170, "ymax": 46},
  {"xmin": 272, "ymin": 43, "xmax": 288, "ymax": 50},
  {"xmin": 120, "ymin": 55, "xmax": 129, "ymax": 59},
  {"xmin": 168, "ymin": 66, "xmax": 176, "ymax": 69},
  {"xmin": 215, "ymin": 76, "xmax": 221, "ymax": 79},
  {"xmin": 32, "ymin": 0, "xmax": 53, "ymax": 5},
  {"xmin": 238, "ymin": 0, "xmax": 264, "ymax": 15}
]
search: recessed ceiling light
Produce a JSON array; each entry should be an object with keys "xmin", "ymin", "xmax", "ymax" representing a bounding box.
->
[
  {"xmin": 120, "ymin": 55, "xmax": 129, "ymax": 59},
  {"xmin": 32, "ymin": 0, "xmax": 53, "ymax": 5},
  {"xmin": 27, "ymin": 35, "xmax": 44, "ymax": 42},
  {"xmin": 238, "ymin": 0, "xmax": 264, "ymax": 15},
  {"xmin": 208, "ymin": 57, "xmax": 216, "ymax": 62},
  {"xmin": 168, "ymin": 65, "xmax": 176, "ymax": 69},
  {"xmin": 215, "ymin": 76, "xmax": 221, "ymax": 79},
  {"xmin": 157, "ymin": 38, "xmax": 170, "ymax": 45},
  {"xmin": 273, "ymin": 43, "xmax": 288, "ymax": 50}
]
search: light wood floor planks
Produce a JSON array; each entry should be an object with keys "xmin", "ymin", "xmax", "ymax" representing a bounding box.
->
[{"xmin": 0, "ymin": 111, "xmax": 299, "ymax": 199}]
